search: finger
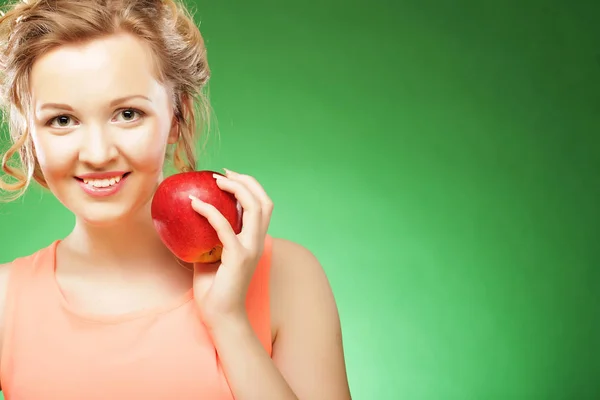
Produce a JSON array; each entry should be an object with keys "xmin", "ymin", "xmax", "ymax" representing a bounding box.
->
[
  {"xmin": 213, "ymin": 174, "xmax": 263, "ymax": 240},
  {"xmin": 223, "ymin": 170, "xmax": 273, "ymax": 235},
  {"xmin": 189, "ymin": 194, "xmax": 240, "ymax": 251},
  {"xmin": 224, "ymin": 169, "xmax": 274, "ymax": 215}
]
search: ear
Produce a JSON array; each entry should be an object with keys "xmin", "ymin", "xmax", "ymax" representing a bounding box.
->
[
  {"xmin": 168, "ymin": 94, "xmax": 193, "ymax": 144},
  {"xmin": 167, "ymin": 115, "xmax": 179, "ymax": 144}
]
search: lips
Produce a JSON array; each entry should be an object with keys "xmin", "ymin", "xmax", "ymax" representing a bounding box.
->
[
  {"xmin": 81, "ymin": 174, "xmax": 126, "ymax": 188},
  {"xmin": 75, "ymin": 171, "xmax": 131, "ymax": 197},
  {"xmin": 76, "ymin": 170, "xmax": 129, "ymax": 180}
]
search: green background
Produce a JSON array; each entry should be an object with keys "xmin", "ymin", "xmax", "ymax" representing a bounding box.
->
[{"xmin": 1, "ymin": 0, "xmax": 599, "ymax": 398}]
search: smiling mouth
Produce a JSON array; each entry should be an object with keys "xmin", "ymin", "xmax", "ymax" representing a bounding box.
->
[{"xmin": 75, "ymin": 172, "xmax": 131, "ymax": 188}]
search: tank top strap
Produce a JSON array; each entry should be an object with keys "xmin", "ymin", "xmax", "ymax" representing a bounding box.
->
[
  {"xmin": 245, "ymin": 234, "xmax": 274, "ymax": 355},
  {"xmin": 1, "ymin": 241, "xmax": 58, "ymax": 394}
]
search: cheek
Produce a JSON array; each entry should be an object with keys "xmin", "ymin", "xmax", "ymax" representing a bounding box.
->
[
  {"xmin": 31, "ymin": 131, "xmax": 78, "ymax": 179},
  {"xmin": 119, "ymin": 124, "xmax": 169, "ymax": 173}
]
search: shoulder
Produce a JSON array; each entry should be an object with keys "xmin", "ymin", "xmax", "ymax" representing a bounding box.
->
[
  {"xmin": 0, "ymin": 262, "xmax": 13, "ymax": 390},
  {"xmin": 0, "ymin": 262, "xmax": 14, "ymax": 323},
  {"xmin": 0, "ymin": 262, "xmax": 14, "ymax": 325},
  {"xmin": 0, "ymin": 262, "xmax": 12, "ymax": 282},
  {"xmin": 267, "ymin": 237, "xmax": 351, "ymax": 398},
  {"xmin": 270, "ymin": 237, "xmax": 321, "ymax": 272},
  {"xmin": 269, "ymin": 237, "xmax": 331, "ymax": 304},
  {"xmin": 269, "ymin": 237, "xmax": 336, "ymax": 331},
  {"xmin": 269, "ymin": 237, "xmax": 331, "ymax": 335},
  {"xmin": 0, "ymin": 244, "xmax": 54, "ymax": 346}
]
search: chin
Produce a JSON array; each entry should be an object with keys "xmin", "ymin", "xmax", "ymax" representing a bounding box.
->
[
  {"xmin": 75, "ymin": 203, "xmax": 140, "ymax": 227},
  {"xmin": 52, "ymin": 174, "xmax": 158, "ymax": 227},
  {"xmin": 67, "ymin": 195, "xmax": 153, "ymax": 228}
]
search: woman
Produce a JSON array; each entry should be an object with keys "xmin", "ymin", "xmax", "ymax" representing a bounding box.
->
[{"xmin": 0, "ymin": 0, "xmax": 351, "ymax": 398}]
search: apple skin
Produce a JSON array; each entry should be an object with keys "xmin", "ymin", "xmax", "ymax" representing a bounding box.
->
[{"xmin": 151, "ymin": 170, "xmax": 243, "ymax": 263}]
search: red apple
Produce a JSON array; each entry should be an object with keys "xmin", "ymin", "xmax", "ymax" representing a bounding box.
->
[{"xmin": 151, "ymin": 170, "xmax": 243, "ymax": 263}]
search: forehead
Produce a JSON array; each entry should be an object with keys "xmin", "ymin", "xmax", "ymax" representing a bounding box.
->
[{"xmin": 30, "ymin": 33, "xmax": 166, "ymax": 105}]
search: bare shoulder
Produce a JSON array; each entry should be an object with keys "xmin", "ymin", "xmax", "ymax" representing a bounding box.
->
[
  {"xmin": 0, "ymin": 262, "xmax": 12, "ymax": 324},
  {"xmin": 0, "ymin": 262, "xmax": 13, "ymax": 390},
  {"xmin": 0, "ymin": 262, "xmax": 12, "ymax": 282},
  {"xmin": 269, "ymin": 238, "xmax": 352, "ymax": 399},
  {"xmin": 269, "ymin": 238, "xmax": 332, "ymax": 328},
  {"xmin": 270, "ymin": 237, "xmax": 325, "ymax": 283},
  {"xmin": 269, "ymin": 238, "xmax": 337, "ymax": 333}
]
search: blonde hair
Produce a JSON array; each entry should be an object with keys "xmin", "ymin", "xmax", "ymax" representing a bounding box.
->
[{"xmin": 0, "ymin": 0, "xmax": 211, "ymax": 201}]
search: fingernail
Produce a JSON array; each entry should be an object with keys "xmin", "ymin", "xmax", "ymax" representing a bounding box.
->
[
  {"xmin": 223, "ymin": 168, "xmax": 235, "ymax": 176},
  {"xmin": 213, "ymin": 173, "xmax": 224, "ymax": 180},
  {"xmin": 189, "ymin": 194, "xmax": 199, "ymax": 202}
]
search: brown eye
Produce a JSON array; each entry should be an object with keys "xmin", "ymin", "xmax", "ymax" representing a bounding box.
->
[
  {"xmin": 122, "ymin": 110, "xmax": 135, "ymax": 120},
  {"xmin": 49, "ymin": 115, "xmax": 74, "ymax": 128},
  {"xmin": 115, "ymin": 109, "xmax": 142, "ymax": 123}
]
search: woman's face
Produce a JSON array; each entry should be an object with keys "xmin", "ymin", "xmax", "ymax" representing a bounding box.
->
[{"xmin": 29, "ymin": 33, "xmax": 178, "ymax": 226}]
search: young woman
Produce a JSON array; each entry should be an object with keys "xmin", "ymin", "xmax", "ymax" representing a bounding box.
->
[{"xmin": 0, "ymin": 0, "xmax": 351, "ymax": 398}]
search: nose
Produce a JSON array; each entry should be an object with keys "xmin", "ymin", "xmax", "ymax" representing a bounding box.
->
[{"xmin": 78, "ymin": 124, "xmax": 119, "ymax": 168}]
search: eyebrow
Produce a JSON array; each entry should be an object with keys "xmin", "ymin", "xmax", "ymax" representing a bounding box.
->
[{"xmin": 39, "ymin": 95, "xmax": 152, "ymax": 111}]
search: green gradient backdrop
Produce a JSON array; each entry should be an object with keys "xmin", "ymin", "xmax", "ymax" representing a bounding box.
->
[{"xmin": 1, "ymin": 0, "xmax": 599, "ymax": 398}]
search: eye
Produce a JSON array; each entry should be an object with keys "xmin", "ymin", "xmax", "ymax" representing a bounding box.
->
[
  {"xmin": 114, "ymin": 108, "xmax": 143, "ymax": 123},
  {"xmin": 48, "ymin": 115, "xmax": 77, "ymax": 128}
]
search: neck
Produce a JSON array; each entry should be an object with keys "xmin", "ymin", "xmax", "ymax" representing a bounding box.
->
[{"xmin": 63, "ymin": 202, "xmax": 177, "ymax": 269}]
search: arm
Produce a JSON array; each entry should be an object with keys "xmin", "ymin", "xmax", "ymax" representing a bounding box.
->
[
  {"xmin": 205, "ymin": 309, "xmax": 298, "ymax": 400},
  {"xmin": 270, "ymin": 239, "xmax": 352, "ymax": 399},
  {"xmin": 191, "ymin": 170, "xmax": 350, "ymax": 399},
  {"xmin": 0, "ymin": 262, "xmax": 13, "ymax": 391},
  {"xmin": 204, "ymin": 239, "xmax": 351, "ymax": 400}
]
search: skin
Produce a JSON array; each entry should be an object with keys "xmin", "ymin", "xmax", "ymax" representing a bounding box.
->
[{"xmin": 0, "ymin": 33, "xmax": 351, "ymax": 399}]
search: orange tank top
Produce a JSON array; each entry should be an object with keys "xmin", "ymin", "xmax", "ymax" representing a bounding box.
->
[{"xmin": 0, "ymin": 235, "xmax": 273, "ymax": 399}]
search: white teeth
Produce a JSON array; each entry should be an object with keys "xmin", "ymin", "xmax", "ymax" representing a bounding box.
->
[{"xmin": 82, "ymin": 175, "xmax": 124, "ymax": 188}]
